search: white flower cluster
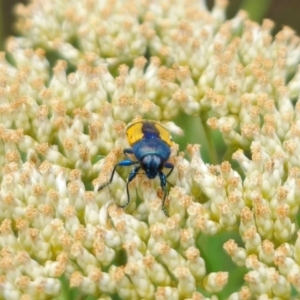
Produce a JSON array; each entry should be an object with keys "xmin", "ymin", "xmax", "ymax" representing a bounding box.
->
[{"xmin": 0, "ymin": 0, "xmax": 300, "ymax": 299}]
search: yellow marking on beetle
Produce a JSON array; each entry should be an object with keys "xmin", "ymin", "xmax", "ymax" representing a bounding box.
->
[
  {"xmin": 154, "ymin": 122, "xmax": 173, "ymax": 146},
  {"xmin": 126, "ymin": 121, "xmax": 144, "ymax": 145},
  {"xmin": 126, "ymin": 120, "xmax": 173, "ymax": 146}
]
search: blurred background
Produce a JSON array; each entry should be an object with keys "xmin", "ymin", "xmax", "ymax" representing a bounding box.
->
[{"xmin": 1, "ymin": 0, "xmax": 300, "ymax": 51}]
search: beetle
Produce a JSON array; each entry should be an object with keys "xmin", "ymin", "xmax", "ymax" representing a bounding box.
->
[{"xmin": 98, "ymin": 119, "xmax": 174, "ymax": 216}]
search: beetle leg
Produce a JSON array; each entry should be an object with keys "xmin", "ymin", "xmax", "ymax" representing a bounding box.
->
[
  {"xmin": 164, "ymin": 162, "xmax": 174, "ymax": 178},
  {"xmin": 158, "ymin": 171, "xmax": 169, "ymax": 217},
  {"xmin": 123, "ymin": 148, "xmax": 134, "ymax": 159},
  {"xmin": 98, "ymin": 159, "xmax": 138, "ymax": 191},
  {"xmin": 119, "ymin": 166, "xmax": 141, "ymax": 208}
]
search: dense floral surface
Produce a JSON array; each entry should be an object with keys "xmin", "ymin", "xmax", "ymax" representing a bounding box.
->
[{"xmin": 1, "ymin": 0, "xmax": 300, "ymax": 299}]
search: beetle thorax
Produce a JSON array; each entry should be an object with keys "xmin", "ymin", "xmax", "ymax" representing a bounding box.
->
[{"xmin": 141, "ymin": 154, "xmax": 163, "ymax": 179}]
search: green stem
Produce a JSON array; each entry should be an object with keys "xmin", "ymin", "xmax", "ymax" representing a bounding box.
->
[
  {"xmin": 0, "ymin": 0, "xmax": 3, "ymax": 51},
  {"xmin": 200, "ymin": 112, "xmax": 218, "ymax": 165},
  {"xmin": 222, "ymin": 146, "xmax": 233, "ymax": 162},
  {"xmin": 241, "ymin": 0, "xmax": 273, "ymax": 22}
]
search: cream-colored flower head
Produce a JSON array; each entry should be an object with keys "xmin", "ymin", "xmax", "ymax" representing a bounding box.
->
[{"xmin": 0, "ymin": 0, "xmax": 300, "ymax": 299}]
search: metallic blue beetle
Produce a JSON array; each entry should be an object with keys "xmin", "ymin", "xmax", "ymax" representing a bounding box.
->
[{"xmin": 98, "ymin": 120, "xmax": 174, "ymax": 216}]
